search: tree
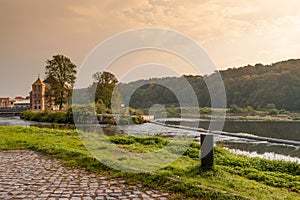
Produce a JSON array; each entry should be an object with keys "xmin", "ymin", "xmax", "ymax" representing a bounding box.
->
[
  {"xmin": 92, "ymin": 71, "xmax": 118, "ymax": 109},
  {"xmin": 45, "ymin": 54, "xmax": 77, "ymax": 110}
]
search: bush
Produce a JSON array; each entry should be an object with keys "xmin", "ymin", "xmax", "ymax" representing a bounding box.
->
[
  {"xmin": 278, "ymin": 109, "xmax": 290, "ymax": 115},
  {"xmin": 20, "ymin": 110, "xmax": 73, "ymax": 124},
  {"xmin": 266, "ymin": 103, "xmax": 276, "ymax": 110},
  {"xmin": 228, "ymin": 104, "xmax": 244, "ymax": 114},
  {"xmin": 21, "ymin": 106, "xmax": 146, "ymax": 125},
  {"xmin": 268, "ymin": 109, "xmax": 278, "ymax": 115},
  {"xmin": 117, "ymin": 115, "xmax": 144, "ymax": 125},
  {"xmin": 131, "ymin": 116, "xmax": 144, "ymax": 124},
  {"xmin": 200, "ymin": 107, "xmax": 212, "ymax": 115}
]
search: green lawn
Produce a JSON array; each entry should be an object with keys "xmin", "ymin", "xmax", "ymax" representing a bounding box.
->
[{"xmin": 0, "ymin": 126, "xmax": 299, "ymax": 199}]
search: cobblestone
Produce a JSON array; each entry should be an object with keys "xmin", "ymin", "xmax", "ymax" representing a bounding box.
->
[{"xmin": 0, "ymin": 150, "xmax": 170, "ymax": 200}]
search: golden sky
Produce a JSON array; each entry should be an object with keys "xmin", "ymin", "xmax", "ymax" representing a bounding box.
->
[{"xmin": 1, "ymin": 0, "xmax": 300, "ymax": 96}]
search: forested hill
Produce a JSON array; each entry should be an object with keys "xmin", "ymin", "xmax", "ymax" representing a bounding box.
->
[{"xmin": 118, "ymin": 59, "xmax": 300, "ymax": 111}]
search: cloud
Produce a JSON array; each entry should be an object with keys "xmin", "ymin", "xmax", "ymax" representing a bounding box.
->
[{"xmin": 1, "ymin": 0, "xmax": 300, "ymax": 96}]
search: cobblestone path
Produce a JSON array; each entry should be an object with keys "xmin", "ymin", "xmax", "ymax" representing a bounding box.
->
[{"xmin": 0, "ymin": 150, "xmax": 170, "ymax": 200}]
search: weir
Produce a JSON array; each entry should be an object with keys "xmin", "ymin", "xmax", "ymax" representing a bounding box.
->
[
  {"xmin": 150, "ymin": 121, "xmax": 300, "ymax": 146},
  {"xmin": 0, "ymin": 107, "xmax": 30, "ymax": 116}
]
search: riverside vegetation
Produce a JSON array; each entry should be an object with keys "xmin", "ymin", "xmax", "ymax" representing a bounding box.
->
[
  {"xmin": 19, "ymin": 105, "xmax": 298, "ymax": 128},
  {"xmin": 141, "ymin": 105, "xmax": 299, "ymax": 121},
  {"xmin": 0, "ymin": 126, "xmax": 299, "ymax": 199},
  {"xmin": 20, "ymin": 105, "xmax": 144, "ymax": 125},
  {"xmin": 117, "ymin": 59, "xmax": 300, "ymax": 111}
]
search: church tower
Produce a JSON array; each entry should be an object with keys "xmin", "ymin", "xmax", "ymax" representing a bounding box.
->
[{"xmin": 30, "ymin": 77, "xmax": 46, "ymax": 110}]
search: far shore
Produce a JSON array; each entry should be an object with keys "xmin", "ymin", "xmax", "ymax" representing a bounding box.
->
[{"xmin": 166, "ymin": 114, "xmax": 299, "ymax": 122}]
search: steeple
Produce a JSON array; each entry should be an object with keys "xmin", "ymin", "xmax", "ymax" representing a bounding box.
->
[{"xmin": 32, "ymin": 75, "xmax": 45, "ymax": 86}]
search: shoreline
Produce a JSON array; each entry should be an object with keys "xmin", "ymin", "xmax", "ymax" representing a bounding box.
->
[
  {"xmin": 1, "ymin": 116, "xmax": 299, "ymax": 163},
  {"xmin": 162, "ymin": 115, "xmax": 299, "ymax": 122}
]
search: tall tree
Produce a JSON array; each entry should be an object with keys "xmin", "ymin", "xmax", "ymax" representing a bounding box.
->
[
  {"xmin": 92, "ymin": 71, "xmax": 118, "ymax": 109},
  {"xmin": 45, "ymin": 54, "xmax": 77, "ymax": 110}
]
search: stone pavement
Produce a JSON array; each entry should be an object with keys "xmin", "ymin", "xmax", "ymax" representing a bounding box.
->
[{"xmin": 0, "ymin": 150, "xmax": 170, "ymax": 200}]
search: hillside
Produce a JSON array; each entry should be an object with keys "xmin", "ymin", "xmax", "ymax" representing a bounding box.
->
[{"xmin": 118, "ymin": 59, "xmax": 300, "ymax": 110}]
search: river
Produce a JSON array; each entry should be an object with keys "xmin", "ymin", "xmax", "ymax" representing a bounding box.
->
[
  {"xmin": 0, "ymin": 116, "xmax": 299, "ymax": 162},
  {"xmin": 163, "ymin": 119, "xmax": 300, "ymax": 162}
]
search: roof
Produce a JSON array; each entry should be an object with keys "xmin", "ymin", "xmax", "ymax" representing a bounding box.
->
[
  {"xmin": 14, "ymin": 100, "xmax": 30, "ymax": 105},
  {"xmin": 15, "ymin": 96, "xmax": 26, "ymax": 100},
  {"xmin": 32, "ymin": 77, "xmax": 45, "ymax": 86},
  {"xmin": 0, "ymin": 97, "xmax": 14, "ymax": 101},
  {"xmin": 43, "ymin": 76, "xmax": 58, "ymax": 84}
]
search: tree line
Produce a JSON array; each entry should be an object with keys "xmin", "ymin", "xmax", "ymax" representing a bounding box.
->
[
  {"xmin": 49, "ymin": 55, "xmax": 300, "ymax": 112},
  {"xmin": 117, "ymin": 59, "xmax": 300, "ymax": 111}
]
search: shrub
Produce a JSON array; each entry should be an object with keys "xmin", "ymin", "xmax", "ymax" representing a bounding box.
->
[
  {"xmin": 131, "ymin": 116, "xmax": 144, "ymax": 124},
  {"xmin": 228, "ymin": 104, "xmax": 244, "ymax": 114},
  {"xmin": 266, "ymin": 103, "xmax": 276, "ymax": 110},
  {"xmin": 278, "ymin": 109, "xmax": 290, "ymax": 115},
  {"xmin": 268, "ymin": 109, "xmax": 278, "ymax": 115},
  {"xmin": 20, "ymin": 110, "xmax": 73, "ymax": 124},
  {"xmin": 200, "ymin": 107, "xmax": 212, "ymax": 115}
]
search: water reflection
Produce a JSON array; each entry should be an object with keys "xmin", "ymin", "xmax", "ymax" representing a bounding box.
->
[
  {"xmin": 0, "ymin": 116, "xmax": 31, "ymax": 126},
  {"xmin": 167, "ymin": 120, "xmax": 300, "ymax": 141}
]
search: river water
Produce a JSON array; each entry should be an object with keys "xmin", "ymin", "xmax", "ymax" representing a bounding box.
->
[
  {"xmin": 0, "ymin": 116, "xmax": 299, "ymax": 162},
  {"xmin": 163, "ymin": 119, "xmax": 300, "ymax": 162}
]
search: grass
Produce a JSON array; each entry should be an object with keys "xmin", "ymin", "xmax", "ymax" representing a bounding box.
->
[
  {"xmin": 0, "ymin": 126, "xmax": 299, "ymax": 199},
  {"xmin": 237, "ymin": 116, "xmax": 292, "ymax": 121}
]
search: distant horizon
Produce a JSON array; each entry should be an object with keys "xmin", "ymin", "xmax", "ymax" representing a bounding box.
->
[{"xmin": 1, "ymin": 57, "xmax": 298, "ymax": 98}]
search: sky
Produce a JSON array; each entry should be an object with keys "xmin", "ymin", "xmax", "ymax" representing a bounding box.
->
[{"xmin": 1, "ymin": 0, "xmax": 300, "ymax": 97}]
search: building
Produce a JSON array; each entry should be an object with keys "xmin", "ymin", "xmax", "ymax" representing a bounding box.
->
[
  {"xmin": 14, "ymin": 96, "xmax": 26, "ymax": 101},
  {"xmin": 29, "ymin": 77, "xmax": 60, "ymax": 111},
  {"xmin": 14, "ymin": 100, "xmax": 30, "ymax": 108},
  {"xmin": 0, "ymin": 96, "xmax": 30, "ymax": 109},
  {"xmin": 0, "ymin": 98, "xmax": 15, "ymax": 108}
]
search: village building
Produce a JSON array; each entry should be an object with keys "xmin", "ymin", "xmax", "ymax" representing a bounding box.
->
[
  {"xmin": 14, "ymin": 100, "xmax": 30, "ymax": 108},
  {"xmin": 0, "ymin": 96, "xmax": 30, "ymax": 109},
  {"xmin": 29, "ymin": 77, "xmax": 60, "ymax": 111},
  {"xmin": 12, "ymin": 96, "xmax": 30, "ymax": 108},
  {"xmin": 0, "ymin": 98, "xmax": 15, "ymax": 108},
  {"xmin": 14, "ymin": 96, "xmax": 26, "ymax": 101}
]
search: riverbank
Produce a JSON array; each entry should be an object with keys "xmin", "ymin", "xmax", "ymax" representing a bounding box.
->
[
  {"xmin": 179, "ymin": 114, "xmax": 298, "ymax": 122},
  {"xmin": 20, "ymin": 110, "xmax": 144, "ymax": 125},
  {"xmin": 0, "ymin": 126, "xmax": 299, "ymax": 199},
  {"xmin": 221, "ymin": 114, "xmax": 297, "ymax": 121},
  {"xmin": 155, "ymin": 106, "xmax": 300, "ymax": 121},
  {"xmin": 2, "ymin": 116, "xmax": 300, "ymax": 161}
]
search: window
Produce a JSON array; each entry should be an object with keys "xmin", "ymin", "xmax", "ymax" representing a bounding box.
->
[
  {"xmin": 34, "ymin": 106, "xmax": 37, "ymax": 109},
  {"xmin": 38, "ymin": 106, "xmax": 41, "ymax": 109}
]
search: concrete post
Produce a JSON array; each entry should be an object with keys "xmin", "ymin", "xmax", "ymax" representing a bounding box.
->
[{"xmin": 201, "ymin": 134, "xmax": 214, "ymax": 169}]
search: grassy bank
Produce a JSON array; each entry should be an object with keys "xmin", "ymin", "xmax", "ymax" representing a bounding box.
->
[{"xmin": 0, "ymin": 126, "xmax": 299, "ymax": 199}]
